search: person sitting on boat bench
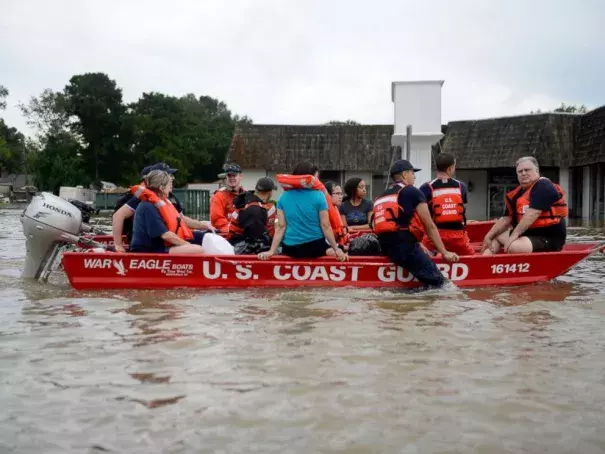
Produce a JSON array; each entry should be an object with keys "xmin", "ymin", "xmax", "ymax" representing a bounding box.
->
[
  {"xmin": 258, "ymin": 161, "xmax": 348, "ymax": 261},
  {"xmin": 372, "ymin": 159, "xmax": 459, "ymax": 288},
  {"xmin": 481, "ymin": 156, "xmax": 568, "ymax": 255},
  {"xmin": 129, "ymin": 170, "xmax": 208, "ymax": 254},
  {"xmin": 112, "ymin": 162, "xmax": 214, "ymax": 252},
  {"xmin": 228, "ymin": 177, "xmax": 278, "ymax": 254},
  {"xmin": 210, "ymin": 163, "xmax": 245, "ymax": 235},
  {"xmin": 419, "ymin": 153, "xmax": 475, "ymax": 256}
]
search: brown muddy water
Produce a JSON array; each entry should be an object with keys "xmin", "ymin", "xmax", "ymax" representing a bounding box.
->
[{"xmin": 2, "ymin": 209, "xmax": 605, "ymax": 453}]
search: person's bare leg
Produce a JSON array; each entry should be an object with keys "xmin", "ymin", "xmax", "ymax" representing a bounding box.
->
[
  {"xmin": 482, "ymin": 231, "xmax": 509, "ymax": 255},
  {"xmin": 168, "ymin": 244, "xmax": 205, "ymax": 254},
  {"xmin": 506, "ymin": 236, "xmax": 533, "ymax": 254}
]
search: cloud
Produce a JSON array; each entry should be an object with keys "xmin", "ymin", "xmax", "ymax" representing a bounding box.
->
[{"xmin": 1, "ymin": 0, "xmax": 603, "ymax": 135}]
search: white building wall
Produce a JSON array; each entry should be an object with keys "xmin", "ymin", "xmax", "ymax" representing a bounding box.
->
[
  {"xmin": 582, "ymin": 166, "xmax": 591, "ymax": 219},
  {"xmin": 559, "ymin": 167, "xmax": 571, "ymax": 212},
  {"xmin": 241, "ymin": 169, "xmax": 267, "ymax": 194}
]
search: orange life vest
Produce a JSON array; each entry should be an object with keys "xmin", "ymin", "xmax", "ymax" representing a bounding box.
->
[
  {"xmin": 427, "ymin": 178, "xmax": 465, "ymax": 225},
  {"xmin": 228, "ymin": 201, "xmax": 277, "ymax": 238},
  {"xmin": 276, "ymin": 174, "xmax": 349, "ymax": 246},
  {"xmin": 372, "ymin": 183, "xmax": 425, "ymax": 241},
  {"xmin": 505, "ymin": 177, "xmax": 568, "ymax": 229},
  {"xmin": 130, "ymin": 184, "xmax": 194, "ymax": 244}
]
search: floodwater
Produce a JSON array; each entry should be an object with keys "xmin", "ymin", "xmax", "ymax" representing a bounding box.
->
[{"xmin": 1, "ymin": 209, "xmax": 605, "ymax": 454}]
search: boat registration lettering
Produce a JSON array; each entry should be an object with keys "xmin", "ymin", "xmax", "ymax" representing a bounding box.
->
[{"xmin": 490, "ymin": 263, "xmax": 530, "ymax": 274}]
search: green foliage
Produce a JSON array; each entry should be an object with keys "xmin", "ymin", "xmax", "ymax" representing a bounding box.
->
[
  {"xmin": 28, "ymin": 131, "xmax": 88, "ymax": 194},
  {"xmin": 531, "ymin": 102, "xmax": 588, "ymax": 114},
  {"xmin": 325, "ymin": 120, "xmax": 361, "ymax": 126},
  {"xmin": 62, "ymin": 73, "xmax": 130, "ymax": 183},
  {"xmin": 0, "ymin": 118, "xmax": 25, "ymax": 174},
  {"xmin": 12, "ymin": 72, "xmax": 251, "ymax": 191},
  {"xmin": 0, "ymin": 85, "xmax": 8, "ymax": 110},
  {"xmin": 553, "ymin": 102, "xmax": 588, "ymax": 114}
]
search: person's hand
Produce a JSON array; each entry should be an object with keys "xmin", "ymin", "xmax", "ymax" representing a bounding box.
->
[
  {"xmin": 115, "ymin": 244, "xmax": 126, "ymax": 253},
  {"xmin": 199, "ymin": 221, "xmax": 216, "ymax": 232},
  {"xmin": 258, "ymin": 251, "xmax": 274, "ymax": 260},
  {"xmin": 442, "ymin": 251, "xmax": 459, "ymax": 262},
  {"xmin": 480, "ymin": 237, "xmax": 492, "ymax": 253},
  {"xmin": 335, "ymin": 248, "xmax": 348, "ymax": 262},
  {"xmin": 503, "ymin": 233, "xmax": 519, "ymax": 253}
]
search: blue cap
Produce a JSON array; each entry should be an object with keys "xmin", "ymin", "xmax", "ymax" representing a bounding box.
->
[
  {"xmin": 389, "ymin": 159, "xmax": 421, "ymax": 175},
  {"xmin": 141, "ymin": 162, "xmax": 178, "ymax": 177}
]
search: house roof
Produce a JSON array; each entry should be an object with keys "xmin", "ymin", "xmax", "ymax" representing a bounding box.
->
[{"xmin": 228, "ymin": 107, "xmax": 605, "ymax": 171}]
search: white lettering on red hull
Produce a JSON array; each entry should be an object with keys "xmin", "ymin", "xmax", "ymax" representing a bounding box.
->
[
  {"xmin": 273, "ymin": 265, "xmax": 355, "ymax": 282},
  {"xmin": 202, "ymin": 261, "xmax": 222, "ymax": 279}
]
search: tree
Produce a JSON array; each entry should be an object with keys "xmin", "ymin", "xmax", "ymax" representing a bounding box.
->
[
  {"xmin": 531, "ymin": 102, "xmax": 588, "ymax": 114},
  {"xmin": 62, "ymin": 73, "xmax": 130, "ymax": 183},
  {"xmin": 0, "ymin": 119, "xmax": 25, "ymax": 174},
  {"xmin": 19, "ymin": 88, "xmax": 83, "ymax": 189},
  {"xmin": 0, "ymin": 85, "xmax": 8, "ymax": 110},
  {"xmin": 28, "ymin": 131, "xmax": 88, "ymax": 193},
  {"xmin": 325, "ymin": 120, "xmax": 361, "ymax": 126},
  {"xmin": 18, "ymin": 89, "xmax": 70, "ymax": 139},
  {"xmin": 129, "ymin": 92, "xmax": 251, "ymax": 185},
  {"xmin": 553, "ymin": 102, "xmax": 588, "ymax": 114}
]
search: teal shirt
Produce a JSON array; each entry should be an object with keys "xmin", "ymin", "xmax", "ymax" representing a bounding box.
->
[{"xmin": 277, "ymin": 190, "xmax": 328, "ymax": 246}]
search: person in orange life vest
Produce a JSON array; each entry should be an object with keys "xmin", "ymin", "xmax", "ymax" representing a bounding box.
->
[
  {"xmin": 419, "ymin": 153, "xmax": 475, "ymax": 256},
  {"xmin": 373, "ymin": 159, "xmax": 459, "ymax": 288},
  {"xmin": 258, "ymin": 161, "xmax": 348, "ymax": 261},
  {"xmin": 112, "ymin": 162, "xmax": 214, "ymax": 252},
  {"xmin": 129, "ymin": 170, "xmax": 207, "ymax": 254},
  {"xmin": 210, "ymin": 163, "xmax": 245, "ymax": 235},
  {"xmin": 324, "ymin": 181, "xmax": 344, "ymax": 208},
  {"xmin": 482, "ymin": 156, "xmax": 568, "ymax": 255},
  {"xmin": 340, "ymin": 177, "xmax": 374, "ymax": 231},
  {"xmin": 229, "ymin": 177, "xmax": 277, "ymax": 251}
]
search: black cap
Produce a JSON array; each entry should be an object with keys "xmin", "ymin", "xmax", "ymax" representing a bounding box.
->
[
  {"xmin": 255, "ymin": 177, "xmax": 277, "ymax": 192},
  {"xmin": 389, "ymin": 159, "xmax": 421, "ymax": 175},
  {"xmin": 222, "ymin": 163, "xmax": 242, "ymax": 175},
  {"xmin": 141, "ymin": 162, "xmax": 178, "ymax": 177}
]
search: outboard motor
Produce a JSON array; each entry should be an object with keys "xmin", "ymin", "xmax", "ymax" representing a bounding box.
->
[{"xmin": 21, "ymin": 192, "xmax": 83, "ymax": 280}]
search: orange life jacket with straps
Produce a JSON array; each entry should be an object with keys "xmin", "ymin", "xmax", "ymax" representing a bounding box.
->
[
  {"xmin": 228, "ymin": 201, "xmax": 277, "ymax": 238},
  {"xmin": 427, "ymin": 178, "xmax": 466, "ymax": 226},
  {"xmin": 130, "ymin": 184, "xmax": 194, "ymax": 244},
  {"xmin": 276, "ymin": 174, "xmax": 349, "ymax": 246},
  {"xmin": 505, "ymin": 177, "xmax": 568, "ymax": 229},
  {"xmin": 372, "ymin": 183, "xmax": 425, "ymax": 241}
]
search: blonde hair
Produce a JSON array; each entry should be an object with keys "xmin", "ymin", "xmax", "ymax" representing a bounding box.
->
[{"xmin": 144, "ymin": 170, "xmax": 172, "ymax": 190}]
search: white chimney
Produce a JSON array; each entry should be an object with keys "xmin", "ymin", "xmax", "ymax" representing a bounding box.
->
[{"xmin": 391, "ymin": 80, "xmax": 445, "ymax": 187}]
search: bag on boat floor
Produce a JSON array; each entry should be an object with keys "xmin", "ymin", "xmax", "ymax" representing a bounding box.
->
[
  {"xmin": 202, "ymin": 233, "xmax": 235, "ymax": 255},
  {"xmin": 233, "ymin": 239, "xmax": 270, "ymax": 255},
  {"xmin": 348, "ymin": 233, "xmax": 381, "ymax": 256}
]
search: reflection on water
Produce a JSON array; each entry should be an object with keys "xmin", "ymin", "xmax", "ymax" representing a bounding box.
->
[{"xmin": 2, "ymin": 209, "xmax": 605, "ymax": 453}]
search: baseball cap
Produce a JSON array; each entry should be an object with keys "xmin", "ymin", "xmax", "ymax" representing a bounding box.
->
[
  {"xmin": 389, "ymin": 159, "xmax": 422, "ymax": 175},
  {"xmin": 255, "ymin": 177, "xmax": 277, "ymax": 192},
  {"xmin": 223, "ymin": 163, "xmax": 242, "ymax": 175},
  {"xmin": 141, "ymin": 162, "xmax": 178, "ymax": 177}
]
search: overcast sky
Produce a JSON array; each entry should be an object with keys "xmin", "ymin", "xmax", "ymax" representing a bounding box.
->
[{"xmin": 1, "ymin": 0, "xmax": 603, "ymax": 135}]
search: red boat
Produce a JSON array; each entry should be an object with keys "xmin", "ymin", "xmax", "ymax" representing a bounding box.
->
[
  {"xmin": 61, "ymin": 242, "xmax": 601, "ymax": 291},
  {"xmin": 90, "ymin": 220, "xmax": 497, "ymax": 247}
]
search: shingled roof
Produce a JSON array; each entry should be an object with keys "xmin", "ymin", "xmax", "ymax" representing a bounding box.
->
[
  {"xmin": 228, "ymin": 124, "xmax": 399, "ymax": 172},
  {"xmin": 575, "ymin": 106, "xmax": 605, "ymax": 166},
  {"xmin": 439, "ymin": 113, "xmax": 579, "ymax": 169},
  {"xmin": 228, "ymin": 109, "xmax": 605, "ymax": 171}
]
